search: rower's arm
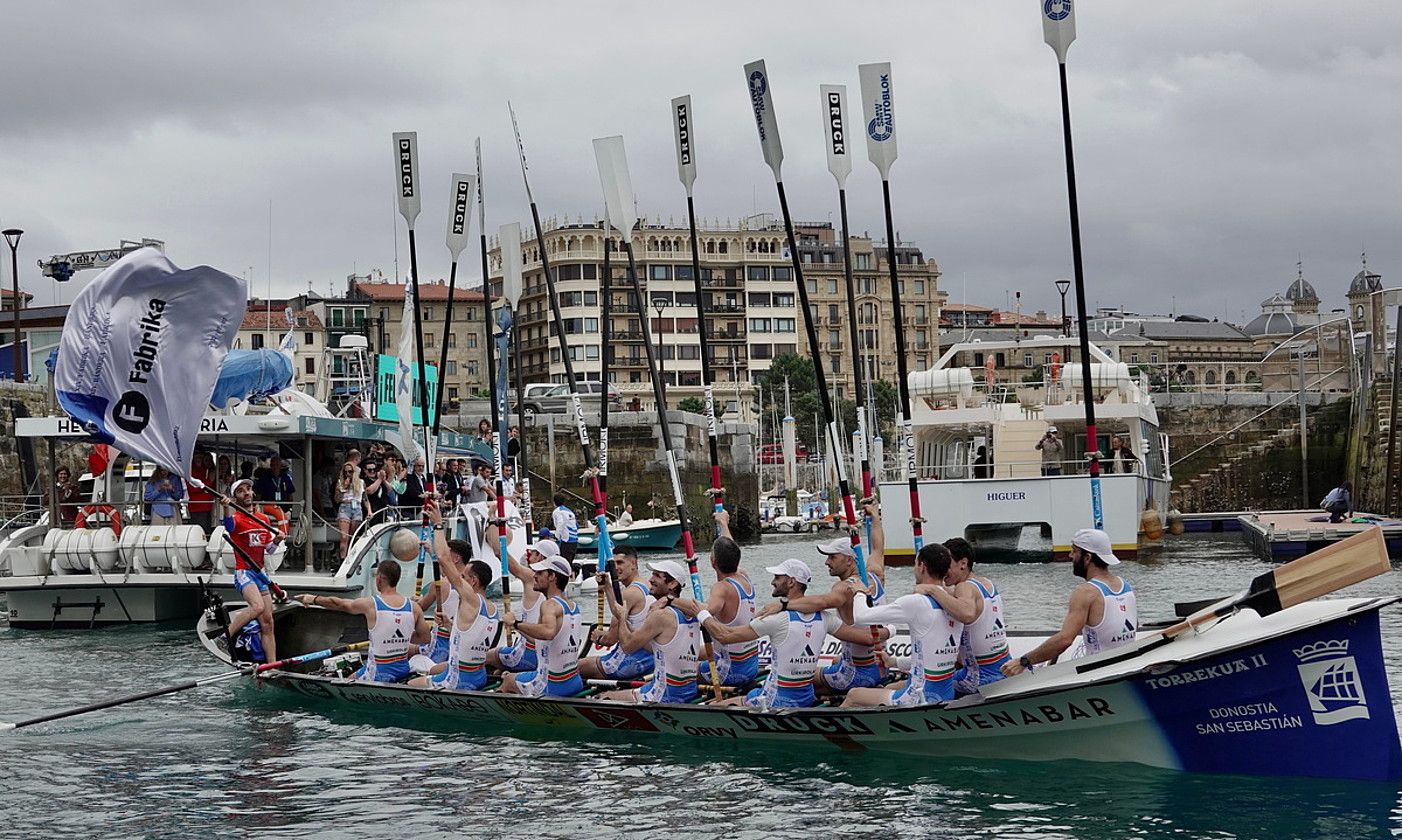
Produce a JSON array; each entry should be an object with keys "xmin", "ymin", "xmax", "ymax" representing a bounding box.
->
[
  {"xmin": 768, "ymin": 582, "xmax": 853, "ymax": 615},
  {"xmin": 864, "ymin": 503, "xmax": 886, "ymax": 578},
  {"xmin": 300, "ymin": 593, "xmax": 370, "ymax": 618},
  {"xmin": 616, "ymin": 604, "xmax": 666, "ymax": 654},
  {"xmin": 830, "ymin": 615, "xmax": 890, "ymax": 646},
  {"xmin": 516, "ymin": 598, "xmax": 562, "ymax": 641},
  {"xmin": 851, "ymin": 593, "xmax": 913, "ymax": 626},
  {"xmin": 703, "ymin": 579, "xmax": 733, "ymax": 617},
  {"xmin": 674, "ymin": 597, "xmax": 759, "ymax": 644},
  {"xmin": 713, "ymin": 509, "xmax": 732, "ymax": 540},
  {"xmin": 913, "ymin": 581, "xmax": 980, "ymax": 625},
  {"xmin": 507, "ymin": 552, "xmax": 534, "ymax": 584},
  {"xmin": 1016, "ymin": 586, "xmax": 1094, "ymax": 668},
  {"xmin": 410, "ymin": 604, "xmax": 432, "ymax": 645}
]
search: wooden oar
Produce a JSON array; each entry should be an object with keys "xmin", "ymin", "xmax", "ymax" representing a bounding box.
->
[
  {"xmin": 1077, "ymin": 527, "xmax": 1390, "ymax": 673},
  {"xmin": 0, "ymin": 642, "xmax": 369, "ymax": 732}
]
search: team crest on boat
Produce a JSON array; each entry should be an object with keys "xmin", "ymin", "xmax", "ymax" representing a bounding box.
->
[{"xmin": 1294, "ymin": 639, "xmax": 1369, "ymax": 725}]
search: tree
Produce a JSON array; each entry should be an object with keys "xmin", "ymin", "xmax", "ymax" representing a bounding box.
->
[{"xmin": 678, "ymin": 396, "xmax": 725, "ymax": 419}]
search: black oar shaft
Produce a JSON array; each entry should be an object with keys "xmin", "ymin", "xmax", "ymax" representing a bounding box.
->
[
  {"xmin": 3, "ymin": 671, "xmax": 241, "ymax": 731},
  {"xmin": 879, "ymin": 178, "xmax": 923, "ymax": 552},
  {"xmin": 1057, "ymin": 61, "xmax": 1103, "ymax": 525},
  {"xmin": 837, "ymin": 187, "xmax": 873, "ymax": 504},
  {"xmin": 684, "ymin": 195, "xmax": 724, "ymax": 510},
  {"xmin": 431, "ymin": 260, "xmax": 459, "ymax": 438}
]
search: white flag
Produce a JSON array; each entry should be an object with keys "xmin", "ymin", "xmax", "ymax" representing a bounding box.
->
[
  {"xmin": 395, "ymin": 283, "xmax": 420, "ymax": 463},
  {"xmin": 55, "ymin": 247, "xmax": 245, "ymax": 477}
]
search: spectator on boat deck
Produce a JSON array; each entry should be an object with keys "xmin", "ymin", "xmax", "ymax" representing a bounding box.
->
[
  {"xmin": 466, "ymin": 463, "xmax": 495, "ymax": 505},
  {"xmin": 144, "ymin": 467, "xmax": 185, "ymax": 526},
  {"xmin": 1322, "ymin": 481, "xmax": 1353, "ymax": 524},
  {"xmin": 384, "ymin": 456, "xmax": 406, "ymax": 504},
  {"xmin": 552, "ymin": 494, "xmax": 580, "ymax": 562},
  {"xmin": 499, "ymin": 462, "xmax": 518, "ymax": 501},
  {"xmin": 216, "ymin": 454, "xmax": 235, "ymax": 492},
  {"xmin": 1108, "ymin": 436, "xmax": 1138, "ymax": 475},
  {"xmin": 188, "ymin": 452, "xmax": 217, "ymax": 534},
  {"xmin": 439, "ymin": 458, "xmax": 464, "ymax": 508},
  {"xmin": 335, "ymin": 462, "xmax": 366, "ymax": 560},
  {"xmin": 367, "ymin": 442, "xmax": 386, "ymax": 462},
  {"xmin": 345, "ymin": 449, "xmax": 363, "ymax": 471},
  {"xmin": 401, "ymin": 456, "xmax": 429, "ymax": 512},
  {"xmin": 239, "ymin": 460, "xmax": 255, "ymax": 480},
  {"xmin": 478, "ymin": 419, "xmax": 493, "ymax": 445},
  {"xmin": 972, "ymin": 445, "xmax": 992, "ymax": 479},
  {"xmin": 1036, "ymin": 427, "xmax": 1064, "ymax": 476},
  {"xmin": 507, "ymin": 425, "xmax": 522, "ymax": 466},
  {"xmin": 44, "ymin": 466, "xmax": 81, "ymax": 525},
  {"xmin": 253, "ymin": 456, "xmax": 295, "ymax": 503},
  {"xmin": 1002, "ymin": 528, "xmax": 1137, "ymax": 678},
  {"xmin": 617, "ymin": 503, "xmax": 635, "ymax": 527},
  {"xmin": 364, "ymin": 461, "xmax": 393, "ymax": 525}
]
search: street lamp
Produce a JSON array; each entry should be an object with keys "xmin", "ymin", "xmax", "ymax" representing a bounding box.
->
[
  {"xmin": 651, "ymin": 297, "xmax": 668, "ymax": 384},
  {"xmin": 4, "ymin": 229, "xmax": 24, "ymax": 383},
  {"xmin": 1055, "ymin": 278, "xmax": 1071, "ymax": 338}
]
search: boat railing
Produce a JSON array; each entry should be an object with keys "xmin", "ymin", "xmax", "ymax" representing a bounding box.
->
[{"xmin": 915, "ymin": 455, "xmax": 1144, "ymax": 481}]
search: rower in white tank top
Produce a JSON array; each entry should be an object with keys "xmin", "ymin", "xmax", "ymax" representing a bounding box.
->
[
  {"xmin": 358, "ymin": 592, "xmax": 415, "ymax": 683},
  {"xmin": 1083, "ymin": 577, "xmax": 1137, "ymax": 654}
]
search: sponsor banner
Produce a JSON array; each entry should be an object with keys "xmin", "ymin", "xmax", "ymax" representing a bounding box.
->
[
  {"xmin": 375, "ymin": 353, "xmax": 438, "ymax": 426},
  {"xmin": 54, "ymin": 248, "xmax": 244, "ymax": 477},
  {"xmin": 1132, "ymin": 609, "xmax": 1402, "ymax": 780}
]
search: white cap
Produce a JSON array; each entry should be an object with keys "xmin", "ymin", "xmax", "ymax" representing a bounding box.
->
[
  {"xmin": 1047, "ymin": 426, "xmax": 1059, "ymax": 433},
  {"xmin": 1071, "ymin": 528, "xmax": 1119, "ymax": 564},
  {"xmin": 528, "ymin": 555, "xmax": 572, "ymax": 578},
  {"xmin": 230, "ymin": 479, "xmax": 253, "ymax": 495},
  {"xmin": 528, "ymin": 540, "xmax": 560, "ymax": 560},
  {"xmin": 646, "ymin": 559, "xmax": 690, "ymax": 584},
  {"xmin": 816, "ymin": 537, "xmax": 856, "ymax": 558},
  {"xmin": 764, "ymin": 558, "xmax": 812, "ymax": 586}
]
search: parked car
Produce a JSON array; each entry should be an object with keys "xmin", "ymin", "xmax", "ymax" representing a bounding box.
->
[
  {"xmin": 515, "ymin": 382, "xmax": 623, "ymax": 418},
  {"xmin": 758, "ymin": 442, "xmax": 811, "ymax": 464}
]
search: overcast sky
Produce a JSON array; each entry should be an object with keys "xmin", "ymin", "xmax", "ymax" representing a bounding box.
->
[{"xmin": 3, "ymin": 1, "xmax": 1398, "ymax": 324}]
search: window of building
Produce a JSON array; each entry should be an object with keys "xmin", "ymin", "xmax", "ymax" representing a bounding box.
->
[
  {"xmin": 828, "ymin": 304, "xmax": 839, "ymax": 321},
  {"xmin": 752, "ymin": 344, "xmax": 773, "ymax": 359},
  {"xmin": 678, "ymin": 345, "xmax": 700, "ymax": 360},
  {"xmin": 251, "ymin": 334, "xmax": 265, "ymax": 350},
  {"xmin": 304, "ymin": 357, "xmax": 315, "ymax": 375},
  {"xmin": 775, "ymin": 318, "xmax": 796, "ymax": 333},
  {"xmin": 331, "ymin": 309, "xmax": 344, "ymax": 327},
  {"xmin": 1130, "ymin": 352, "xmax": 1140, "ymax": 363},
  {"xmin": 914, "ymin": 279, "xmax": 925, "ymax": 295},
  {"xmin": 447, "ymin": 333, "xmax": 457, "ymax": 348},
  {"xmin": 651, "ymin": 265, "xmax": 672, "ymax": 280},
  {"xmin": 448, "ymin": 386, "xmax": 459, "ymax": 401},
  {"xmin": 1150, "ymin": 351, "xmax": 1159, "ymax": 364},
  {"xmin": 973, "ymin": 352, "xmax": 983, "ymax": 366},
  {"xmin": 422, "ymin": 306, "xmax": 435, "ymax": 321},
  {"xmin": 774, "ymin": 293, "xmax": 795, "ymax": 308},
  {"xmin": 749, "ymin": 318, "xmax": 771, "ymax": 333},
  {"xmin": 467, "ymin": 333, "xmax": 478, "ymax": 349},
  {"xmin": 830, "ymin": 355, "xmax": 841, "ymax": 373},
  {"xmin": 772, "ymin": 267, "xmax": 791, "ymax": 281},
  {"xmin": 747, "ymin": 266, "xmax": 768, "ymax": 281},
  {"xmin": 467, "ymin": 361, "xmax": 479, "ymax": 376},
  {"xmin": 445, "ymin": 360, "xmax": 458, "ymax": 375},
  {"xmin": 826, "ymin": 280, "xmax": 838, "ymax": 294},
  {"xmin": 304, "ymin": 332, "xmax": 315, "ymax": 345},
  {"xmin": 748, "ymin": 292, "xmax": 771, "ymax": 307},
  {"xmin": 425, "ymin": 333, "xmax": 435, "ymax": 348},
  {"xmin": 995, "ymin": 353, "xmax": 1005, "ymax": 367},
  {"xmin": 352, "ymin": 309, "xmax": 364, "ymax": 326},
  {"xmin": 775, "ymin": 343, "xmax": 796, "ymax": 355},
  {"xmin": 1023, "ymin": 353, "xmax": 1033, "ymax": 368},
  {"xmin": 828, "ymin": 329, "xmax": 841, "ymax": 349},
  {"xmin": 805, "ymin": 280, "xmax": 817, "ymax": 294}
]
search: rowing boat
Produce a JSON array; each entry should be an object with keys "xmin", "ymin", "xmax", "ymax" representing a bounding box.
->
[{"xmin": 196, "ymin": 592, "xmax": 1402, "ymax": 781}]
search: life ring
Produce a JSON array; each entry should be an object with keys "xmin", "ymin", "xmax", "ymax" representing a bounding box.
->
[
  {"xmin": 259, "ymin": 503, "xmax": 292, "ymax": 536},
  {"xmin": 75, "ymin": 504, "xmax": 122, "ymax": 535}
]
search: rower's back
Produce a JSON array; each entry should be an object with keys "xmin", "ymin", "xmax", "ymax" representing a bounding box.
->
[{"xmin": 1082, "ymin": 574, "xmax": 1136, "ymax": 654}]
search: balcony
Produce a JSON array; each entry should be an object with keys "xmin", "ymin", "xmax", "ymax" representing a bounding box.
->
[{"xmin": 708, "ymin": 302, "xmax": 745, "ymax": 313}]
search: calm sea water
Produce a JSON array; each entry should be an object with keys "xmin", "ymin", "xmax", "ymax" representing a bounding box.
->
[{"xmin": 2, "ymin": 531, "xmax": 1400, "ymax": 840}]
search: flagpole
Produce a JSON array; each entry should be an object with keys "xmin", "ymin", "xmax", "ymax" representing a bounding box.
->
[
  {"xmin": 510, "ymin": 104, "xmax": 617, "ymax": 603},
  {"xmin": 393, "ymin": 132, "xmax": 438, "ymax": 597},
  {"xmin": 594, "ymin": 135, "xmax": 708, "ymax": 615},
  {"xmin": 743, "ymin": 60, "xmax": 871, "ymax": 585},
  {"xmin": 671, "ymin": 96, "xmax": 725, "ymax": 516},
  {"xmin": 820, "ymin": 83, "xmax": 875, "ymax": 547},
  {"xmin": 1041, "ymin": 1, "xmax": 1104, "ymax": 530},
  {"xmin": 435, "ymin": 173, "xmax": 476, "ymax": 439},
  {"xmin": 857, "ymin": 62, "xmax": 924, "ymax": 555}
]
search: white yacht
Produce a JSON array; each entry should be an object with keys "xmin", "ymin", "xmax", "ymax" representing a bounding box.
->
[
  {"xmin": 877, "ymin": 335, "xmax": 1170, "ymax": 562},
  {"xmin": 0, "ymin": 408, "xmax": 523, "ymax": 628}
]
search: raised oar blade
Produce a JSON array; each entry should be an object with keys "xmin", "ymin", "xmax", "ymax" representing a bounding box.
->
[
  {"xmin": 857, "ymin": 62, "xmax": 898, "ymax": 180},
  {"xmin": 1041, "ymin": 0, "xmax": 1076, "ymax": 64},
  {"xmin": 1244, "ymin": 527, "xmax": 1390, "ymax": 616},
  {"xmin": 593, "ymin": 136, "xmax": 640, "ymax": 240},
  {"xmin": 744, "ymin": 59, "xmax": 784, "ymax": 181},
  {"xmin": 446, "ymin": 173, "xmax": 476, "ymax": 260},
  {"xmin": 499, "ymin": 223, "xmax": 523, "ymax": 307},
  {"xmin": 507, "ymin": 101, "xmax": 535, "ymax": 205},
  {"xmin": 393, "ymin": 131, "xmax": 421, "ymax": 228},
  {"xmin": 1078, "ymin": 528, "xmax": 1390, "ymax": 674},
  {"xmin": 672, "ymin": 95, "xmax": 697, "ymax": 195},
  {"xmin": 820, "ymin": 83, "xmax": 852, "ymax": 189}
]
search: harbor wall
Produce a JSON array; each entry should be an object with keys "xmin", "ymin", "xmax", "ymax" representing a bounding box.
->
[
  {"xmin": 0, "ymin": 382, "xmax": 73, "ymax": 510},
  {"xmin": 1160, "ymin": 399, "xmax": 1352, "ymax": 513},
  {"xmin": 519, "ymin": 412, "xmax": 760, "ymax": 542}
]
